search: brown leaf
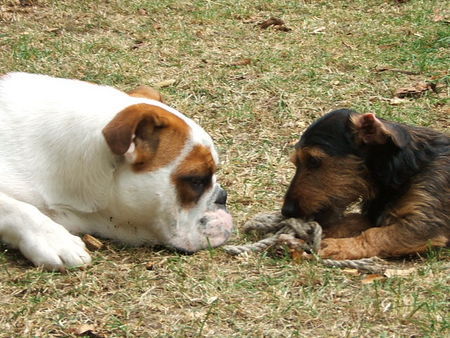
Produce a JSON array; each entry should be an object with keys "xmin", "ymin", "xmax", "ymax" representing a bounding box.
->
[
  {"xmin": 342, "ymin": 41, "xmax": 356, "ymax": 50},
  {"xmin": 145, "ymin": 261, "xmax": 158, "ymax": 270},
  {"xmin": 258, "ymin": 17, "xmax": 285, "ymax": 29},
  {"xmin": 19, "ymin": 0, "xmax": 34, "ymax": 6},
  {"xmin": 394, "ymin": 82, "xmax": 435, "ymax": 98},
  {"xmin": 379, "ymin": 43, "xmax": 398, "ymax": 50},
  {"xmin": 145, "ymin": 257, "xmax": 168, "ymax": 270},
  {"xmin": 374, "ymin": 67, "xmax": 419, "ymax": 75},
  {"xmin": 342, "ymin": 268, "xmax": 360, "ymax": 276},
  {"xmin": 388, "ymin": 97, "xmax": 407, "ymax": 106},
  {"xmin": 257, "ymin": 17, "xmax": 292, "ymax": 32},
  {"xmin": 311, "ymin": 26, "xmax": 326, "ymax": 34},
  {"xmin": 290, "ymin": 249, "xmax": 304, "ymax": 263},
  {"xmin": 154, "ymin": 79, "xmax": 177, "ymax": 88},
  {"xmin": 73, "ymin": 324, "xmax": 95, "ymax": 335},
  {"xmin": 82, "ymin": 234, "xmax": 104, "ymax": 251},
  {"xmin": 131, "ymin": 40, "xmax": 147, "ymax": 50},
  {"xmin": 45, "ymin": 27, "xmax": 61, "ymax": 33},
  {"xmin": 384, "ymin": 267, "xmax": 416, "ymax": 278},
  {"xmin": 361, "ymin": 274, "xmax": 386, "ymax": 284},
  {"xmin": 433, "ymin": 13, "xmax": 445, "ymax": 22},
  {"xmin": 230, "ymin": 58, "xmax": 252, "ymax": 66},
  {"xmin": 432, "ymin": 10, "xmax": 449, "ymax": 23},
  {"xmin": 72, "ymin": 324, "xmax": 104, "ymax": 337},
  {"xmin": 275, "ymin": 25, "xmax": 292, "ymax": 32},
  {"xmin": 242, "ymin": 16, "xmax": 260, "ymax": 24},
  {"xmin": 137, "ymin": 8, "xmax": 148, "ymax": 16}
]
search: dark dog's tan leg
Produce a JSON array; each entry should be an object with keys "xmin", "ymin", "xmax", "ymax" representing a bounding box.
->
[
  {"xmin": 320, "ymin": 224, "xmax": 448, "ymax": 259},
  {"xmin": 320, "ymin": 171, "xmax": 449, "ymax": 260},
  {"xmin": 322, "ymin": 213, "xmax": 372, "ymax": 238}
]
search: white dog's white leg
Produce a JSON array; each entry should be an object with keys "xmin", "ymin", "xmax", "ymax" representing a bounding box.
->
[{"xmin": 0, "ymin": 193, "xmax": 91, "ymax": 270}]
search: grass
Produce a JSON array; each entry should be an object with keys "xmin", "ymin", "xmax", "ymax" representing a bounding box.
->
[{"xmin": 0, "ymin": 0, "xmax": 449, "ymax": 336}]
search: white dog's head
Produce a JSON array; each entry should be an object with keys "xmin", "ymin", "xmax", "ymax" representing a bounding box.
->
[{"xmin": 102, "ymin": 101, "xmax": 233, "ymax": 252}]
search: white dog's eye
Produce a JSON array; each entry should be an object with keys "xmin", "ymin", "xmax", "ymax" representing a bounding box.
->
[
  {"xmin": 190, "ymin": 178, "xmax": 204, "ymax": 187},
  {"xmin": 183, "ymin": 175, "xmax": 211, "ymax": 193},
  {"xmin": 189, "ymin": 177, "xmax": 206, "ymax": 190}
]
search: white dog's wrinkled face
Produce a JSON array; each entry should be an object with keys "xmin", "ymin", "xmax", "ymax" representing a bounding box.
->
[{"xmin": 102, "ymin": 102, "xmax": 233, "ymax": 252}]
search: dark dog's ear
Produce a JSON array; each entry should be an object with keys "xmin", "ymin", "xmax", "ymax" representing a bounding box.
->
[{"xmin": 351, "ymin": 113, "xmax": 408, "ymax": 148}]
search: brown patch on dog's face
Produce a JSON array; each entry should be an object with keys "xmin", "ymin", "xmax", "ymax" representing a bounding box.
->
[
  {"xmin": 282, "ymin": 146, "xmax": 373, "ymax": 219},
  {"xmin": 172, "ymin": 145, "xmax": 217, "ymax": 208},
  {"xmin": 128, "ymin": 85, "xmax": 164, "ymax": 103},
  {"xmin": 102, "ymin": 103, "xmax": 189, "ymax": 172}
]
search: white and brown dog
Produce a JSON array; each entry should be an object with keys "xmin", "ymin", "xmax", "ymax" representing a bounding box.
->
[{"xmin": 0, "ymin": 72, "xmax": 233, "ymax": 270}]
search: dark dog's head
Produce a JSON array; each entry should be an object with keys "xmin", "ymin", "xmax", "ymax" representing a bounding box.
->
[{"xmin": 281, "ymin": 109, "xmax": 418, "ymax": 220}]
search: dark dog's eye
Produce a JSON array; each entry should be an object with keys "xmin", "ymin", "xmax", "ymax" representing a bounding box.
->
[{"xmin": 307, "ymin": 156, "xmax": 322, "ymax": 169}]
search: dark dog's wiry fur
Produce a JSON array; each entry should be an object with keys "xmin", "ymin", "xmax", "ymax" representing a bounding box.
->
[{"xmin": 282, "ymin": 109, "xmax": 449, "ymax": 259}]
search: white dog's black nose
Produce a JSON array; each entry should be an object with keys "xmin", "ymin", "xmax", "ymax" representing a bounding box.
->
[{"xmin": 214, "ymin": 187, "xmax": 227, "ymax": 205}]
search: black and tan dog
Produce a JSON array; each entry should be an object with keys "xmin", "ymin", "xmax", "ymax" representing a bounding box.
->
[{"xmin": 282, "ymin": 109, "xmax": 449, "ymax": 259}]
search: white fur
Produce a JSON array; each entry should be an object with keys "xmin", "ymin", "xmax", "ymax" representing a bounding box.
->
[{"xmin": 0, "ymin": 72, "xmax": 232, "ymax": 270}]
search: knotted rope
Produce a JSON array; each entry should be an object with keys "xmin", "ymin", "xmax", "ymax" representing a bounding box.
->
[{"xmin": 223, "ymin": 212, "xmax": 388, "ymax": 274}]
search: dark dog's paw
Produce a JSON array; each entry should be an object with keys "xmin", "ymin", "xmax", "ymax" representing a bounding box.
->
[{"xmin": 319, "ymin": 237, "xmax": 368, "ymax": 260}]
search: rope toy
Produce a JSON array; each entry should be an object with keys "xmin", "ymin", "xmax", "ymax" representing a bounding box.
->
[{"xmin": 223, "ymin": 212, "xmax": 388, "ymax": 274}]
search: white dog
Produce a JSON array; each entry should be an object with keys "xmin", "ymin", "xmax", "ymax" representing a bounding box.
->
[{"xmin": 0, "ymin": 72, "xmax": 233, "ymax": 270}]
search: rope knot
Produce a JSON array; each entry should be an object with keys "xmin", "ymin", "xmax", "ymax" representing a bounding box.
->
[{"xmin": 223, "ymin": 211, "xmax": 389, "ymax": 274}]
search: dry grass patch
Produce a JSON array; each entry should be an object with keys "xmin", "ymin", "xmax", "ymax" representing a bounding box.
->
[{"xmin": 0, "ymin": 0, "xmax": 449, "ymax": 336}]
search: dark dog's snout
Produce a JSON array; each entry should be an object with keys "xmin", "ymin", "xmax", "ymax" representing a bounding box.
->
[
  {"xmin": 281, "ymin": 198, "xmax": 301, "ymax": 218},
  {"xmin": 214, "ymin": 187, "xmax": 228, "ymax": 205}
]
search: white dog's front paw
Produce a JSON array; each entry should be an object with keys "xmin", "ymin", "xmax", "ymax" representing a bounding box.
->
[{"xmin": 18, "ymin": 224, "xmax": 91, "ymax": 271}]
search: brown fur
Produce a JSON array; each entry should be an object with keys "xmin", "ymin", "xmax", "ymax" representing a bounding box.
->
[
  {"xmin": 172, "ymin": 145, "xmax": 217, "ymax": 208},
  {"xmin": 102, "ymin": 103, "xmax": 189, "ymax": 172},
  {"xmin": 128, "ymin": 85, "xmax": 164, "ymax": 102},
  {"xmin": 287, "ymin": 148, "xmax": 373, "ymax": 216},
  {"xmin": 282, "ymin": 109, "xmax": 449, "ymax": 259}
]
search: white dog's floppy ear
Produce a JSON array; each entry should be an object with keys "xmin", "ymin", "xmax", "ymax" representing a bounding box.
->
[
  {"xmin": 102, "ymin": 103, "xmax": 189, "ymax": 170},
  {"xmin": 351, "ymin": 113, "xmax": 409, "ymax": 148}
]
